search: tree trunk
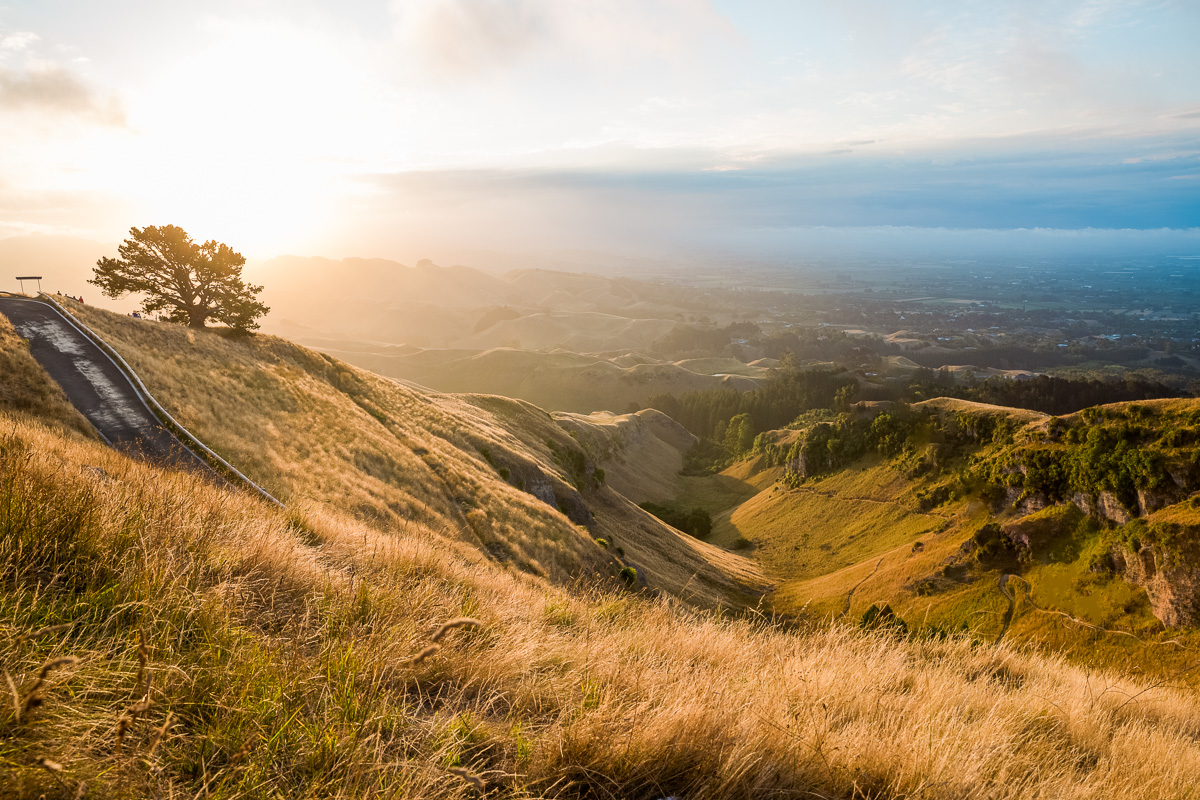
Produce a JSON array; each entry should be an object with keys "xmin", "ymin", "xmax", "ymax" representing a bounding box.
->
[{"xmin": 187, "ymin": 306, "xmax": 207, "ymax": 329}]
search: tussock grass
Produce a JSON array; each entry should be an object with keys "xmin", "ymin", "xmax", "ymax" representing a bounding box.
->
[{"xmin": 5, "ymin": 413, "xmax": 1200, "ymax": 798}]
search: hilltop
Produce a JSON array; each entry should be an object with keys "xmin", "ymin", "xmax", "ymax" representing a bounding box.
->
[{"xmin": 6, "ymin": 302, "xmax": 1200, "ymax": 798}]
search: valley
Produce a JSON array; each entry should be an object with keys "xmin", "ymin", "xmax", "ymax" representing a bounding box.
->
[
  {"xmin": 4, "ymin": 257, "xmax": 1200, "ymax": 798},
  {"xmin": 5, "ymin": 3, "xmax": 1199, "ymax": 796},
  {"xmin": 235, "ymin": 253, "xmax": 1200, "ymax": 680}
]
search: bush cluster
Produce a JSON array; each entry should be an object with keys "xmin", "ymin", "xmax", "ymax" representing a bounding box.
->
[{"xmin": 638, "ymin": 502, "xmax": 713, "ymax": 539}]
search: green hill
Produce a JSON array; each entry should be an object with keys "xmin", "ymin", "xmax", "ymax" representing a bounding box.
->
[{"xmin": 651, "ymin": 397, "xmax": 1200, "ymax": 679}]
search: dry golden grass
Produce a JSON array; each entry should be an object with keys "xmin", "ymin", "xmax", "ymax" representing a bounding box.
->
[
  {"xmin": 914, "ymin": 396, "xmax": 1050, "ymax": 424},
  {"xmin": 6, "ymin": 413, "xmax": 1200, "ymax": 797},
  {"xmin": 552, "ymin": 408, "xmax": 694, "ymax": 505},
  {"xmin": 64, "ymin": 305, "xmax": 616, "ymax": 579},
  {"xmin": 64, "ymin": 304, "xmax": 764, "ymax": 607}
]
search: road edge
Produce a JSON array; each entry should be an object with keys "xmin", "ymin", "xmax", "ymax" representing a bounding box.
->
[{"xmin": 34, "ymin": 293, "xmax": 285, "ymax": 508}]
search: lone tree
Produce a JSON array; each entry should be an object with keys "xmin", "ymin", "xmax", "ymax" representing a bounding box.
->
[{"xmin": 91, "ymin": 224, "xmax": 269, "ymax": 331}]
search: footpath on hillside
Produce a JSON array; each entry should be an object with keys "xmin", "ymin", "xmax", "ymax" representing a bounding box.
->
[{"xmin": 0, "ymin": 295, "xmax": 217, "ymax": 476}]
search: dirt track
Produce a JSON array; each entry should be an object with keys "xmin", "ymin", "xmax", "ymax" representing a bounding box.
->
[{"xmin": 0, "ymin": 296, "xmax": 217, "ymax": 476}]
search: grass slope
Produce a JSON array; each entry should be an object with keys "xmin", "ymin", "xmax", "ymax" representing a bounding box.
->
[
  {"xmin": 552, "ymin": 408, "xmax": 696, "ymax": 504},
  {"xmin": 65, "ymin": 305, "xmax": 764, "ymax": 607},
  {"xmin": 8, "ymin": 411, "xmax": 1200, "ymax": 797},
  {"xmin": 671, "ymin": 398, "xmax": 1200, "ymax": 680}
]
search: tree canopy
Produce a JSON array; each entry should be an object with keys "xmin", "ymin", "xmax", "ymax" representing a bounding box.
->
[{"xmin": 91, "ymin": 225, "xmax": 269, "ymax": 331}]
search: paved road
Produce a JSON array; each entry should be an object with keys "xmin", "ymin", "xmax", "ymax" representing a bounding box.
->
[{"xmin": 0, "ymin": 296, "xmax": 217, "ymax": 476}]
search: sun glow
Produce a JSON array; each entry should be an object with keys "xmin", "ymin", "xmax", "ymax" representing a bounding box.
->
[{"xmin": 70, "ymin": 18, "xmax": 397, "ymax": 256}]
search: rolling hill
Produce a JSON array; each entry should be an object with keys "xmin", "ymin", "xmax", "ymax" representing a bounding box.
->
[
  {"xmin": 301, "ymin": 343, "xmax": 769, "ymax": 414},
  {"xmin": 647, "ymin": 395, "xmax": 1200, "ymax": 679},
  {"xmin": 5, "ymin": 301, "xmax": 1200, "ymax": 797},
  {"xmin": 66, "ymin": 303, "xmax": 766, "ymax": 606}
]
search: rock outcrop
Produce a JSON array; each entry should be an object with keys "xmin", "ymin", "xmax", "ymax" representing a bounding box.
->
[{"xmin": 1111, "ymin": 542, "xmax": 1200, "ymax": 628}]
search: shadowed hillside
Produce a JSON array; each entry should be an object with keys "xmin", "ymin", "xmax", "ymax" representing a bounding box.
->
[
  {"xmin": 7, "ymin": 347, "xmax": 1200, "ymax": 797},
  {"xmin": 65, "ymin": 303, "xmax": 765, "ymax": 608}
]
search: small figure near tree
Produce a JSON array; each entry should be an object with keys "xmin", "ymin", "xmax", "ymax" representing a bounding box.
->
[{"xmin": 91, "ymin": 224, "xmax": 269, "ymax": 331}]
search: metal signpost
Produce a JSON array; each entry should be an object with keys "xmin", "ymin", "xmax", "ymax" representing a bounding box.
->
[{"xmin": 16, "ymin": 276, "xmax": 43, "ymax": 294}]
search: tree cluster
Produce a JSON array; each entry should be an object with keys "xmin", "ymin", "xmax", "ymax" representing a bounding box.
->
[
  {"xmin": 638, "ymin": 502, "xmax": 713, "ymax": 539},
  {"xmin": 905, "ymin": 372, "xmax": 1185, "ymax": 415}
]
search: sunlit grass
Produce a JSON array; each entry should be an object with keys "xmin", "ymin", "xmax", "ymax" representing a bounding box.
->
[
  {"xmin": 66, "ymin": 303, "xmax": 765, "ymax": 607},
  {"xmin": 7, "ymin": 413, "xmax": 1200, "ymax": 797}
]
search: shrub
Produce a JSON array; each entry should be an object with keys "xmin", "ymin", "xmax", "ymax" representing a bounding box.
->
[{"xmin": 638, "ymin": 502, "xmax": 713, "ymax": 539}]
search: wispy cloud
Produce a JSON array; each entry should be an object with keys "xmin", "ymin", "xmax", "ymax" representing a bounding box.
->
[
  {"xmin": 390, "ymin": 0, "xmax": 737, "ymax": 80},
  {"xmin": 0, "ymin": 62, "xmax": 124, "ymax": 124},
  {"xmin": 0, "ymin": 31, "xmax": 40, "ymax": 52},
  {"xmin": 390, "ymin": 0, "xmax": 550, "ymax": 78}
]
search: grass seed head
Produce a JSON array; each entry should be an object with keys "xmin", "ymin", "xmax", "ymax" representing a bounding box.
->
[
  {"xmin": 448, "ymin": 766, "xmax": 486, "ymax": 790},
  {"xmin": 230, "ymin": 735, "xmax": 258, "ymax": 764},
  {"xmin": 22, "ymin": 656, "xmax": 81, "ymax": 715},
  {"xmin": 430, "ymin": 617, "xmax": 482, "ymax": 642},
  {"xmin": 115, "ymin": 697, "xmax": 154, "ymax": 754},
  {"xmin": 409, "ymin": 644, "xmax": 441, "ymax": 664},
  {"xmin": 135, "ymin": 628, "xmax": 149, "ymax": 696},
  {"xmin": 15, "ymin": 623, "xmax": 72, "ymax": 647},
  {"xmin": 147, "ymin": 712, "xmax": 173, "ymax": 757}
]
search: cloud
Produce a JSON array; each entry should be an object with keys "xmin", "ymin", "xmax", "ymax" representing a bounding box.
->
[
  {"xmin": 391, "ymin": 0, "xmax": 736, "ymax": 80},
  {"xmin": 0, "ymin": 31, "xmax": 40, "ymax": 51},
  {"xmin": 349, "ymin": 129, "xmax": 1200, "ymax": 258},
  {"xmin": 391, "ymin": 0, "xmax": 550, "ymax": 78},
  {"xmin": 0, "ymin": 63, "xmax": 124, "ymax": 124}
]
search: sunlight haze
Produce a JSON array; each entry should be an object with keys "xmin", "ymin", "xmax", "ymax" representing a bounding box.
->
[{"xmin": 1, "ymin": 0, "xmax": 1197, "ymax": 260}]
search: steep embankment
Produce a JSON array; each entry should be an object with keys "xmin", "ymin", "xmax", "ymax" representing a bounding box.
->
[{"xmin": 65, "ymin": 304, "xmax": 765, "ymax": 607}]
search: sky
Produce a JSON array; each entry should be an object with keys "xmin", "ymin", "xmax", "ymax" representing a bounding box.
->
[{"xmin": 0, "ymin": 0, "xmax": 1198, "ymax": 265}]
